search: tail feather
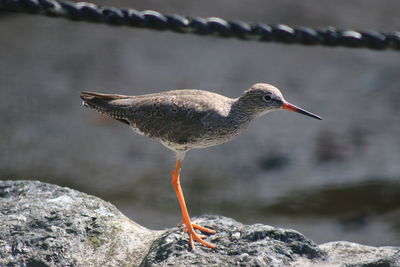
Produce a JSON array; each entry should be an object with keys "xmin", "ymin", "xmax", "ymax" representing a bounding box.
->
[
  {"xmin": 80, "ymin": 92, "xmax": 128, "ymax": 101},
  {"xmin": 80, "ymin": 92, "xmax": 131, "ymax": 124}
]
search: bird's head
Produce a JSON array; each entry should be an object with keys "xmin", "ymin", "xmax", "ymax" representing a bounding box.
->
[{"xmin": 237, "ymin": 83, "xmax": 321, "ymax": 120}]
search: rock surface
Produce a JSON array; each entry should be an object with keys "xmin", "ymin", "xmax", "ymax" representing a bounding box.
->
[
  {"xmin": 0, "ymin": 180, "xmax": 163, "ymax": 266},
  {"xmin": 141, "ymin": 215, "xmax": 324, "ymax": 266},
  {"xmin": 1, "ymin": 180, "xmax": 399, "ymax": 267},
  {"xmin": 142, "ymin": 216, "xmax": 400, "ymax": 267},
  {"xmin": 318, "ymin": 242, "xmax": 400, "ymax": 267}
]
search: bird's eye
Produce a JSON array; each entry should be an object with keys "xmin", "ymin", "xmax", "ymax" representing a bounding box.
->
[{"xmin": 263, "ymin": 94, "xmax": 273, "ymax": 102}]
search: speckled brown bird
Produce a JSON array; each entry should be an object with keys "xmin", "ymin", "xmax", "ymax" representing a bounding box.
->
[{"xmin": 80, "ymin": 83, "xmax": 321, "ymax": 250}]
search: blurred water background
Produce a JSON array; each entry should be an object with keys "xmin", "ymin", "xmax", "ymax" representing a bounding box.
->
[{"xmin": 1, "ymin": 0, "xmax": 399, "ymax": 246}]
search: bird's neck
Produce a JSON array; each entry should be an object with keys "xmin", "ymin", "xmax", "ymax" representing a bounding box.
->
[{"xmin": 228, "ymin": 98, "xmax": 258, "ymax": 122}]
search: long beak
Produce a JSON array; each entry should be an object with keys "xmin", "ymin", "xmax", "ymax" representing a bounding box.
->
[{"xmin": 281, "ymin": 102, "xmax": 321, "ymax": 120}]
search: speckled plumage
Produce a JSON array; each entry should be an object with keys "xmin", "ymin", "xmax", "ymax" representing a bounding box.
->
[{"xmin": 81, "ymin": 83, "xmax": 321, "ymax": 158}]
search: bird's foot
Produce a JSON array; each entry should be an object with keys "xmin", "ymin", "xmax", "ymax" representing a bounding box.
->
[
  {"xmin": 179, "ymin": 220, "xmax": 216, "ymax": 234},
  {"xmin": 179, "ymin": 220, "xmax": 216, "ymax": 250},
  {"xmin": 191, "ymin": 223, "xmax": 216, "ymax": 234},
  {"xmin": 186, "ymin": 224, "xmax": 216, "ymax": 250}
]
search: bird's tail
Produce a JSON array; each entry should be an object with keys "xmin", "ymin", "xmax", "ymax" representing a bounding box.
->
[{"xmin": 80, "ymin": 92, "xmax": 131, "ymax": 121}]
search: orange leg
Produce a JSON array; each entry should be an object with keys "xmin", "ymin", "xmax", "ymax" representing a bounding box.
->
[{"xmin": 171, "ymin": 160, "xmax": 216, "ymax": 250}]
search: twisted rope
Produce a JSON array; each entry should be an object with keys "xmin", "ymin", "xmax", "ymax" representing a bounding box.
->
[{"xmin": 1, "ymin": 0, "xmax": 400, "ymax": 51}]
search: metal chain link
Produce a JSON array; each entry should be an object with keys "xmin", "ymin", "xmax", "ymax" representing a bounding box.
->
[{"xmin": 1, "ymin": 0, "xmax": 399, "ymax": 51}]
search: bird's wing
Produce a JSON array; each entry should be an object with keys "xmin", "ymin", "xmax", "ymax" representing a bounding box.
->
[{"xmin": 126, "ymin": 93, "xmax": 224, "ymax": 145}]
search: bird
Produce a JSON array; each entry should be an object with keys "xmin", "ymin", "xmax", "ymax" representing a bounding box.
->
[{"xmin": 80, "ymin": 83, "xmax": 321, "ymax": 250}]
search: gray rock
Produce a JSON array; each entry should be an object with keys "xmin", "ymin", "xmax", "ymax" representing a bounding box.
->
[
  {"xmin": 143, "ymin": 216, "xmax": 400, "ymax": 267},
  {"xmin": 0, "ymin": 180, "xmax": 163, "ymax": 267},
  {"xmin": 144, "ymin": 219, "xmax": 400, "ymax": 267},
  {"xmin": 141, "ymin": 215, "xmax": 324, "ymax": 267},
  {"xmin": 1, "ymin": 180, "xmax": 399, "ymax": 267},
  {"xmin": 318, "ymin": 242, "xmax": 400, "ymax": 267}
]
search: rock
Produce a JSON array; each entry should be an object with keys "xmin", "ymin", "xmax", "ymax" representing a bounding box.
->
[
  {"xmin": 0, "ymin": 180, "xmax": 163, "ymax": 266},
  {"xmin": 143, "ymin": 216, "xmax": 400, "ymax": 267},
  {"xmin": 1, "ymin": 180, "xmax": 399, "ymax": 267},
  {"xmin": 141, "ymin": 215, "xmax": 324, "ymax": 266},
  {"xmin": 318, "ymin": 242, "xmax": 400, "ymax": 267}
]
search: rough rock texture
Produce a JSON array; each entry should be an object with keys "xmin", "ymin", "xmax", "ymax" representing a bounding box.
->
[
  {"xmin": 141, "ymin": 216, "xmax": 400, "ymax": 267},
  {"xmin": 0, "ymin": 180, "xmax": 163, "ymax": 266},
  {"xmin": 141, "ymin": 215, "xmax": 324, "ymax": 266},
  {"xmin": 318, "ymin": 242, "xmax": 400, "ymax": 267},
  {"xmin": 1, "ymin": 180, "xmax": 399, "ymax": 267}
]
